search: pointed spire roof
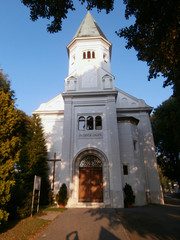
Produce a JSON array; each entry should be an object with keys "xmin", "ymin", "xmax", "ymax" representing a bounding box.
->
[{"xmin": 72, "ymin": 11, "xmax": 108, "ymax": 40}]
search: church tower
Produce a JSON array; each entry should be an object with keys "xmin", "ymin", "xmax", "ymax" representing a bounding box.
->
[
  {"xmin": 61, "ymin": 11, "xmax": 124, "ymax": 208},
  {"xmin": 65, "ymin": 11, "xmax": 115, "ymax": 92}
]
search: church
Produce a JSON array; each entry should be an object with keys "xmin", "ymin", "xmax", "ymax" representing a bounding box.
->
[{"xmin": 32, "ymin": 12, "xmax": 164, "ymax": 208}]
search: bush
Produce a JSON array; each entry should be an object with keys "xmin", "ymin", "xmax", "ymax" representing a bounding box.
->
[
  {"xmin": 56, "ymin": 183, "xmax": 68, "ymax": 206},
  {"xmin": 17, "ymin": 192, "xmax": 33, "ymax": 218},
  {"xmin": 123, "ymin": 183, "xmax": 135, "ymax": 207}
]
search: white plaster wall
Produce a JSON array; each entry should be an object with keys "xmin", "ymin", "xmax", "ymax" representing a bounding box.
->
[
  {"xmin": 68, "ymin": 39, "xmax": 111, "ymax": 75},
  {"xmin": 131, "ymin": 123, "xmax": 147, "ymax": 205},
  {"xmin": 138, "ymin": 112, "xmax": 164, "ymax": 204},
  {"xmin": 117, "ymin": 120, "xmax": 145, "ymax": 205},
  {"xmin": 39, "ymin": 114, "xmax": 64, "ymax": 193},
  {"xmin": 117, "ymin": 109, "xmax": 163, "ymax": 205},
  {"xmin": 67, "ymin": 39, "xmax": 113, "ymax": 92},
  {"xmin": 117, "ymin": 102, "xmax": 164, "ymax": 206}
]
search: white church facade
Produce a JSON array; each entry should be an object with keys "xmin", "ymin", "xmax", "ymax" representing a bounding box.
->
[{"xmin": 33, "ymin": 12, "xmax": 164, "ymax": 208}]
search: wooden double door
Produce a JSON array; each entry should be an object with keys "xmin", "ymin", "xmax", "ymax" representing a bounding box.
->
[{"xmin": 79, "ymin": 167, "xmax": 103, "ymax": 202}]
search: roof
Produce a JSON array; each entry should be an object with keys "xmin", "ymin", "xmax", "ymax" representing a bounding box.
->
[
  {"xmin": 72, "ymin": 11, "xmax": 108, "ymax": 40},
  {"xmin": 32, "ymin": 93, "xmax": 64, "ymax": 114}
]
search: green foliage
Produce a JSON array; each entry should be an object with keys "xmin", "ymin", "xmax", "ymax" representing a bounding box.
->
[
  {"xmin": 0, "ymin": 68, "xmax": 51, "ymax": 221},
  {"xmin": 0, "ymin": 70, "xmax": 23, "ymax": 222},
  {"xmin": 56, "ymin": 183, "xmax": 68, "ymax": 206},
  {"xmin": 118, "ymin": 0, "xmax": 180, "ymax": 97},
  {"xmin": 20, "ymin": 115, "xmax": 51, "ymax": 205},
  {"xmin": 21, "ymin": 0, "xmax": 113, "ymax": 33},
  {"xmin": 21, "ymin": 0, "xmax": 75, "ymax": 33},
  {"xmin": 158, "ymin": 166, "xmax": 170, "ymax": 192},
  {"xmin": 151, "ymin": 97, "xmax": 180, "ymax": 185},
  {"xmin": 16, "ymin": 192, "xmax": 33, "ymax": 219},
  {"xmin": 9, "ymin": 115, "xmax": 52, "ymax": 219},
  {"xmin": 123, "ymin": 183, "xmax": 135, "ymax": 207}
]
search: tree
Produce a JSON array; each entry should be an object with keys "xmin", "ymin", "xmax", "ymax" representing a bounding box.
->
[
  {"xmin": 151, "ymin": 97, "xmax": 180, "ymax": 185},
  {"xmin": 21, "ymin": 115, "xmax": 50, "ymax": 203},
  {"xmin": 21, "ymin": 0, "xmax": 113, "ymax": 33},
  {"xmin": 0, "ymin": 70, "xmax": 23, "ymax": 222},
  {"xmin": 117, "ymin": 0, "xmax": 180, "ymax": 97},
  {"xmin": 6, "ymin": 114, "xmax": 51, "ymax": 219},
  {"xmin": 21, "ymin": 0, "xmax": 180, "ymax": 97},
  {"xmin": 0, "ymin": 68, "xmax": 51, "ymax": 220},
  {"xmin": 13, "ymin": 115, "xmax": 51, "ymax": 217}
]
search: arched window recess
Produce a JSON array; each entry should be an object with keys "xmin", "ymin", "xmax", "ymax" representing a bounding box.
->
[
  {"xmin": 83, "ymin": 50, "xmax": 96, "ymax": 59},
  {"xmin": 87, "ymin": 116, "xmax": 94, "ymax": 130},
  {"xmin": 78, "ymin": 116, "xmax": 85, "ymax": 130},
  {"xmin": 95, "ymin": 116, "xmax": 102, "ymax": 130}
]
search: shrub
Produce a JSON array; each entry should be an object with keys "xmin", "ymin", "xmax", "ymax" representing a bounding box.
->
[
  {"xmin": 56, "ymin": 183, "xmax": 68, "ymax": 206},
  {"xmin": 123, "ymin": 183, "xmax": 135, "ymax": 207}
]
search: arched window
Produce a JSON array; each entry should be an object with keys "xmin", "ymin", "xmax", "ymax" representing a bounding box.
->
[
  {"xmin": 78, "ymin": 116, "xmax": 85, "ymax": 130},
  {"xmin": 83, "ymin": 52, "xmax": 86, "ymax": 59},
  {"xmin": 87, "ymin": 51, "xmax": 91, "ymax": 59},
  {"xmin": 95, "ymin": 116, "xmax": 102, "ymax": 130},
  {"xmin": 87, "ymin": 116, "xmax": 93, "ymax": 130},
  {"xmin": 79, "ymin": 155, "xmax": 102, "ymax": 167},
  {"xmin": 92, "ymin": 51, "xmax": 95, "ymax": 58}
]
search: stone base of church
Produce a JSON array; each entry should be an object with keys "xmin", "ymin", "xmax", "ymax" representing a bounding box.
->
[
  {"xmin": 66, "ymin": 190, "xmax": 124, "ymax": 208},
  {"xmin": 66, "ymin": 189, "xmax": 164, "ymax": 208},
  {"xmin": 67, "ymin": 202, "xmax": 106, "ymax": 208}
]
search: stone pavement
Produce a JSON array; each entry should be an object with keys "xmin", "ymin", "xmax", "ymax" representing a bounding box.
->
[
  {"xmin": 36, "ymin": 208, "xmax": 129, "ymax": 240},
  {"xmin": 38, "ymin": 211, "xmax": 61, "ymax": 221},
  {"xmin": 35, "ymin": 195, "xmax": 180, "ymax": 240}
]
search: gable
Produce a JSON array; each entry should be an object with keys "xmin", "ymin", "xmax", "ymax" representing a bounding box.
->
[
  {"xmin": 32, "ymin": 93, "xmax": 64, "ymax": 114},
  {"xmin": 116, "ymin": 88, "xmax": 153, "ymax": 112}
]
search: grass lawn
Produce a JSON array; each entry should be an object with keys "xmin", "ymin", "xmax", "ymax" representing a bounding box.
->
[
  {"xmin": 0, "ymin": 217, "xmax": 50, "ymax": 240},
  {"xmin": 40, "ymin": 205, "xmax": 67, "ymax": 212},
  {"xmin": 0, "ymin": 205, "xmax": 66, "ymax": 240}
]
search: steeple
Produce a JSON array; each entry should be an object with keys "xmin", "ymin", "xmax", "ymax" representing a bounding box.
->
[
  {"xmin": 73, "ymin": 11, "xmax": 108, "ymax": 40},
  {"xmin": 65, "ymin": 12, "xmax": 114, "ymax": 93}
]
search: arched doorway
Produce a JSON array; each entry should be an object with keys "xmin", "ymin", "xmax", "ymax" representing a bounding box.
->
[{"xmin": 79, "ymin": 155, "xmax": 103, "ymax": 202}]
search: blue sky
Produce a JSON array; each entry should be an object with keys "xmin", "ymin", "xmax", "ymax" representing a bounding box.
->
[{"xmin": 0, "ymin": 0, "xmax": 173, "ymax": 116}]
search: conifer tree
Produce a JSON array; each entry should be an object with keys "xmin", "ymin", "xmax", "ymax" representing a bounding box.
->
[
  {"xmin": 18, "ymin": 115, "xmax": 51, "ymax": 207},
  {"xmin": 0, "ymin": 70, "xmax": 22, "ymax": 222}
]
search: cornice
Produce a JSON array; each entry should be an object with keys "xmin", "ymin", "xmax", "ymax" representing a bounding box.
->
[
  {"xmin": 116, "ymin": 107, "xmax": 153, "ymax": 114},
  {"xmin": 62, "ymin": 90, "xmax": 118, "ymax": 98},
  {"xmin": 32, "ymin": 110, "xmax": 64, "ymax": 115}
]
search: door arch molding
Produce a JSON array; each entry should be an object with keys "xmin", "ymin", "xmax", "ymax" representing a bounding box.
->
[{"xmin": 71, "ymin": 148, "xmax": 110, "ymax": 205}]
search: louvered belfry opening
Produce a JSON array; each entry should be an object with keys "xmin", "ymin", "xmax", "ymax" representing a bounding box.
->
[{"xmin": 79, "ymin": 155, "xmax": 103, "ymax": 202}]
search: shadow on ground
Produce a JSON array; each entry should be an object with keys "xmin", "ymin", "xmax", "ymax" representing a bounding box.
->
[
  {"xmin": 86, "ymin": 195, "xmax": 180, "ymax": 240},
  {"xmin": 66, "ymin": 228, "xmax": 121, "ymax": 240},
  {"xmin": 0, "ymin": 219, "xmax": 20, "ymax": 234},
  {"xmin": 118, "ymin": 204, "xmax": 180, "ymax": 240}
]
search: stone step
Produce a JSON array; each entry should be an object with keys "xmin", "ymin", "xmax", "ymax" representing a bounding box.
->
[{"xmin": 68, "ymin": 202, "xmax": 106, "ymax": 208}]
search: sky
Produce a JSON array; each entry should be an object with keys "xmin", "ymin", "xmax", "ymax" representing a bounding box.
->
[{"xmin": 0, "ymin": 0, "xmax": 173, "ymax": 116}]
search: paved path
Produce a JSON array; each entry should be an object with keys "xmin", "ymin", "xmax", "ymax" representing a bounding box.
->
[
  {"xmin": 35, "ymin": 208, "xmax": 129, "ymax": 240},
  {"xmin": 35, "ymin": 195, "xmax": 180, "ymax": 240}
]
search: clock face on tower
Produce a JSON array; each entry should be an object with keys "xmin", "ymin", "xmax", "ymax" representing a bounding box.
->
[{"xmin": 81, "ymin": 64, "xmax": 97, "ymax": 89}]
